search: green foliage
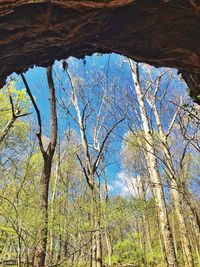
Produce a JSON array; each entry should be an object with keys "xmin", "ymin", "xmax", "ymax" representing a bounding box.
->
[
  {"xmin": 0, "ymin": 58, "xmax": 200, "ymax": 267},
  {"xmin": 0, "ymin": 81, "xmax": 31, "ymax": 147},
  {"xmin": 0, "ymin": 80, "xmax": 30, "ymax": 122},
  {"xmin": 111, "ymin": 234, "xmax": 143, "ymax": 266}
]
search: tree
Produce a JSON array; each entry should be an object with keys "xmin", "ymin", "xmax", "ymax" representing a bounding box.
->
[
  {"xmin": 0, "ymin": 54, "xmax": 199, "ymax": 267},
  {"xmin": 145, "ymin": 72, "xmax": 194, "ymax": 267},
  {"xmin": 59, "ymin": 61, "xmax": 127, "ymax": 267},
  {"xmin": 21, "ymin": 66, "xmax": 58, "ymax": 267},
  {"xmin": 0, "ymin": 80, "xmax": 30, "ymax": 145},
  {"xmin": 128, "ymin": 59, "xmax": 178, "ymax": 267}
]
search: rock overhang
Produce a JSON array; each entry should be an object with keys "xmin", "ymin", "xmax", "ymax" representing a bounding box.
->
[{"xmin": 0, "ymin": 0, "xmax": 200, "ymax": 103}]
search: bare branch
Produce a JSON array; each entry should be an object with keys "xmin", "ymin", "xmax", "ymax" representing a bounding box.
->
[
  {"xmin": 21, "ymin": 73, "xmax": 45, "ymax": 155},
  {"xmin": 143, "ymin": 71, "xmax": 167, "ymax": 99},
  {"xmin": 93, "ymin": 115, "xmax": 126, "ymax": 173}
]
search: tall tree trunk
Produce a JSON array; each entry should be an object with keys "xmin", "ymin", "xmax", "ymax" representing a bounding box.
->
[
  {"xmin": 104, "ymin": 165, "xmax": 112, "ymax": 267},
  {"xmin": 49, "ymin": 159, "xmax": 60, "ymax": 261},
  {"xmin": 181, "ymin": 184, "xmax": 200, "ymax": 242},
  {"xmin": 90, "ymin": 186, "xmax": 102, "ymax": 267},
  {"xmin": 105, "ymin": 231, "xmax": 112, "ymax": 267},
  {"xmin": 188, "ymin": 217, "xmax": 200, "ymax": 266},
  {"xmin": 96, "ymin": 229, "xmax": 102, "ymax": 267},
  {"xmin": 90, "ymin": 186, "xmax": 96, "ymax": 267},
  {"xmin": 141, "ymin": 179, "xmax": 154, "ymax": 263},
  {"xmin": 141, "ymin": 207, "xmax": 152, "ymax": 264},
  {"xmin": 22, "ymin": 66, "xmax": 58, "ymax": 267},
  {"xmin": 57, "ymin": 233, "xmax": 62, "ymax": 261},
  {"xmin": 17, "ymin": 234, "xmax": 22, "ymax": 267},
  {"xmin": 171, "ymin": 210, "xmax": 178, "ymax": 257},
  {"xmin": 157, "ymin": 212, "xmax": 167, "ymax": 264},
  {"xmin": 138, "ymin": 219, "xmax": 147, "ymax": 265},
  {"xmin": 151, "ymin": 98, "xmax": 194, "ymax": 267},
  {"xmin": 34, "ymin": 159, "xmax": 52, "ymax": 267},
  {"xmin": 96, "ymin": 174, "xmax": 102, "ymax": 267},
  {"xmin": 129, "ymin": 59, "xmax": 178, "ymax": 267}
]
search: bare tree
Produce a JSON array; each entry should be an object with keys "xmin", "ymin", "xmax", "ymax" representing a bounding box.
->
[
  {"xmin": 21, "ymin": 66, "xmax": 58, "ymax": 267},
  {"xmin": 59, "ymin": 65, "xmax": 126, "ymax": 267},
  {"xmin": 128, "ymin": 59, "xmax": 178, "ymax": 267},
  {"xmin": 145, "ymin": 76, "xmax": 194, "ymax": 267}
]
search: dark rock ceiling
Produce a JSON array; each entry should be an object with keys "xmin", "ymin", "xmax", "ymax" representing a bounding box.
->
[{"xmin": 0, "ymin": 0, "xmax": 200, "ymax": 103}]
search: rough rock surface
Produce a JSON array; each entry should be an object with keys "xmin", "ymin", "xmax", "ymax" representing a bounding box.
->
[{"xmin": 0, "ymin": 0, "xmax": 200, "ymax": 103}]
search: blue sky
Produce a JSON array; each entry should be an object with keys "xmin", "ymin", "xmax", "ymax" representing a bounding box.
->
[
  {"xmin": 9, "ymin": 53, "xmax": 192, "ymax": 197},
  {"xmin": 11, "ymin": 53, "xmax": 128, "ymax": 195}
]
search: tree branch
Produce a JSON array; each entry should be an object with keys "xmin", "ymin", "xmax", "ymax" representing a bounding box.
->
[
  {"xmin": 46, "ymin": 66, "xmax": 58, "ymax": 157},
  {"xmin": 21, "ymin": 73, "xmax": 45, "ymax": 155}
]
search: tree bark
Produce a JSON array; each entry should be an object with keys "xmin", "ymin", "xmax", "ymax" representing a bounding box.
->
[
  {"xmin": 151, "ymin": 96, "xmax": 194, "ymax": 267},
  {"xmin": 22, "ymin": 66, "xmax": 58, "ymax": 267},
  {"xmin": 129, "ymin": 59, "xmax": 178, "ymax": 267},
  {"xmin": 34, "ymin": 159, "xmax": 52, "ymax": 267}
]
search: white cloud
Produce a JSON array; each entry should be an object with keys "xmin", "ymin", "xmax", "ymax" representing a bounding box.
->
[
  {"xmin": 107, "ymin": 184, "xmax": 114, "ymax": 192},
  {"xmin": 110, "ymin": 171, "xmax": 144, "ymax": 198}
]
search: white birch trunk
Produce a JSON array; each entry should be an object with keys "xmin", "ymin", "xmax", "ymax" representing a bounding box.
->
[{"xmin": 129, "ymin": 60, "xmax": 178, "ymax": 267}]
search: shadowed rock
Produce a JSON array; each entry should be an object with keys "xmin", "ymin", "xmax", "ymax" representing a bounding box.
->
[{"xmin": 0, "ymin": 0, "xmax": 200, "ymax": 103}]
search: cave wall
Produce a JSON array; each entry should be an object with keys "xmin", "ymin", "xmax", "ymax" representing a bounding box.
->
[{"xmin": 0, "ymin": 0, "xmax": 200, "ymax": 103}]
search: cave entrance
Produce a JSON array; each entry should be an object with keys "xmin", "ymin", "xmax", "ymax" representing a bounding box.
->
[
  {"xmin": 1, "ymin": 52, "xmax": 199, "ymax": 267},
  {"xmin": 0, "ymin": 1, "xmax": 199, "ymax": 103}
]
